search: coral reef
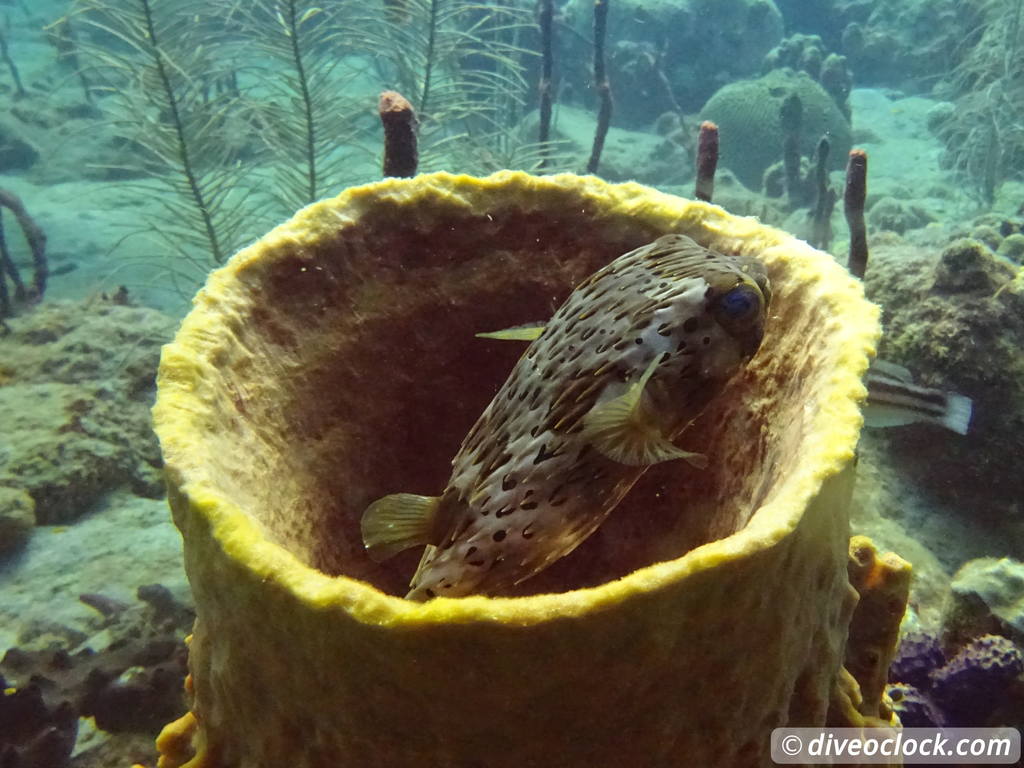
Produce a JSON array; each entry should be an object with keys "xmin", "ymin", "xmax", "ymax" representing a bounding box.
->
[
  {"xmin": 890, "ymin": 630, "xmax": 945, "ymax": 691},
  {"xmin": 0, "ymin": 584, "xmax": 192, "ymax": 764},
  {"xmin": 867, "ymin": 196, "xmax": 934, "ymax": 235},
  {"xmin": 885, "ymin": 683, "xmax": 946, "ymax": 727},
  {"xmin": 151, "ymin": 170, "xmax": 879, "ymax": 767},
  {"xmin": 835, "ymin": 0, "xmax": 964, "ymax": 86},
  {"xmin": 947, "ymin": 557, "xmax": 1024, "ymax": 646},
  {"xmin": 561, "ymin": 0, "xmax": 784, "ymax": 128},
  {"xmin": 699, "ymin": 69, "xmax": 852, "ymax": 190},
  {"xmin": 523, "ymin": 105, "xmax": 692, "ymax": 185},
  {"xmin": 0, "ymin": 296, "xmax": 171, "ymax": 526},
  {"xmin": 0, "ymin": 677, "xmax": 78, "ymax": 768},
  {"xmin": 889, "ymin": 631, "xmax": 1024, "ymax": 728},
  {"xmin": 862, "ymin": 236, "xmax": 1024, "ymax": 520},
  {"xmin": 931, "ymin": 634, "xmax": 1023, "ymax": 725},
  {"xmin": 762, "ymin": 34, "xmax": 852, "ymax": 119}
]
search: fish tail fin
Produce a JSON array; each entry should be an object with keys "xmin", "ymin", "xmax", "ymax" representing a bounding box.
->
[
  {"xmin": 941, "ymin": 393, "xmax": 973, "ymax": 436},
  {"xmin": 361, "ymin": 493, "xmax": 441, "ymax": 562}
]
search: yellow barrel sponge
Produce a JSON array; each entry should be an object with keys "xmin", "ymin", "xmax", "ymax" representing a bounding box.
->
[{"xmin": 152, "ymin": 171, "xmax": 880, "ymax": 768}]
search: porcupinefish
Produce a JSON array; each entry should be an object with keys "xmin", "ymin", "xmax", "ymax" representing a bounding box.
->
[{"xmin": 361, "ymin": 233, "xmax": 771, "ymax": 600}]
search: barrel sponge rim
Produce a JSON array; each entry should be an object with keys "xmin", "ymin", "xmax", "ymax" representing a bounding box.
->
[{"xmin": 153, "ymin": 170, "xmax": 880, "ymax": 629}]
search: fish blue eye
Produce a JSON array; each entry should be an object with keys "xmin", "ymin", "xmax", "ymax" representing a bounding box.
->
[{"xmin": 720, "ymin": 286, "xmax": 759, "ymax": 319}]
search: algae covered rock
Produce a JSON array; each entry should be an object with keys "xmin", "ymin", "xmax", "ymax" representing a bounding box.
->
[
  {"xmin": 868, "ymin": 196, "xmax": 935, "ymax": 235},
  {"xmin": 0, "ymin": 298, "xmax": 171, "ymax": 523},
  {"xmin": 152, "ymin": 171, "xmax": 879, "ymax": 767},
  {"xmin": 863, "ymin": 239, "xmax": 1024, "ymax": 517},
  {"xmin": 0, "ymin": 486, "xmax": 35, "ymax": 554},
  {"xmin": 949, "ymin": 557, "xmax": 1024, "ymax": 642},
  {"xmin": 699, "ymin": 69, "xmax": 852, "ymax": 190}
]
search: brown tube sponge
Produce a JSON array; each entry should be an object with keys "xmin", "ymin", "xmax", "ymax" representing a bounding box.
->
[{"xmin": 152, "ymin": 171, "xmax": 880, "ymax": 768}]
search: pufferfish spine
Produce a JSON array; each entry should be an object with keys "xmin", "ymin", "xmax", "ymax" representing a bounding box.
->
[{"xmin": 361, "ymin": 234, "xmax": 770, "ymax": 600}]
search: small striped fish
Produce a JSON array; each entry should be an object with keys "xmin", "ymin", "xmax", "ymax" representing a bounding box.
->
[{"xmin": 864, "ymin": 359, "xmax": 973, "ymax": 435}]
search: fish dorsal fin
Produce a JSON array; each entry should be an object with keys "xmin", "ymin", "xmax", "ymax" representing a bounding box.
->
[
  {"xmin": 870, "ymin": 358, "xmax": 914, "ymax": 383},
  {"xmin": 475, "ymin": 324, "xmax": 546, "ymax": 341},
  {"xmin": 580, "ymin": 357, "xmax": 708, "ymax": 468},
  {"xmin": 361, "ymin": 493, "xmax": 442, "ymax": 562}
]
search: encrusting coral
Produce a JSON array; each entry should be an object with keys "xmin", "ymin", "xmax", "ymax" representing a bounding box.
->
[{"xmin": 151, "ymin": 171, "xmax": 880, "ymax": 767}]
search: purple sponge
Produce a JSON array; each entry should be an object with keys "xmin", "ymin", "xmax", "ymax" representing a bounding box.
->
[
  {"xmin": 887, "ymin": 683, "xmax": 947, "ymax": 727},
  {"xmin": 930, "ymin": 634, "xmax": 1023, "ymax": 726},
  {"xmin": 889, "ymin": 631, "xmax": 946, "ymax": 690}
]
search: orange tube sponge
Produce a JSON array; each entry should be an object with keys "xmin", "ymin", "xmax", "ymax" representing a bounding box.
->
[
  {"xmin": 844, "ymin": 535, "xmax": 912, "ymax": 722},
  {"xmin": 152, "ymin": 171, "xmax": 880, "ymax": 767}
]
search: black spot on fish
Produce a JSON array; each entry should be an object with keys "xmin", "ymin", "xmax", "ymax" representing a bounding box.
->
[
  {"xmin": 676, "ymin": 340, "xmax": 688, "ymax": 352},
  {"xmin": 703, "ymin": 336, "xmax": 711, "ymax": 345},
  {"xmin": 534, "ymin": 443, "xmax": 561, "ymax": 464},
  {"xmin": 683, "ymin": 317, "xmax": 699, "ymax": 333},
  {"xmin": 522, "ymin": 525, "xmax": 535, "ymax": 539},
  {"xmin": 502, "ymin": 474, "xmax": 517, "ymax": 491},
  {"xmin": 634, "ymin": 338, "xmax": 644, "ymax": 345},
  {"xmin": 493, "ymin": 530, "xmax": 507, "ymax": 542},
  {"xmin": 521, "ymin": 501, "xmax": 538, "ymax": 510},
  {"xmin": 495, "ymin": 505, "xmax": 515, "ymax": 518}
]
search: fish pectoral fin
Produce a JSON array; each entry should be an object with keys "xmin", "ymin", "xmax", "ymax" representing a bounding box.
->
[
  {"xmin": 360, "ymin": 493, "xmax": 441, "ymax": 562},
  {"xmin": 580, "ymin": 358, "xmax": 709, "ymax": 468},
  {"xmin": 475, "ymin": 324, "xmax": 547, "ymax": 341},
  {"xmin": 583, "ymin": 403, "xmax": 708, "ymax": 467}
]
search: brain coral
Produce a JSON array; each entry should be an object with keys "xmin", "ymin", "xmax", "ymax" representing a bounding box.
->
[
  {"xmin": 152, "ymin": 171, "xmax": 880, "ymax": 767},
  {"xmin": 699, "ymin": 69, "xmax": 852, "ymax": 190}
]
